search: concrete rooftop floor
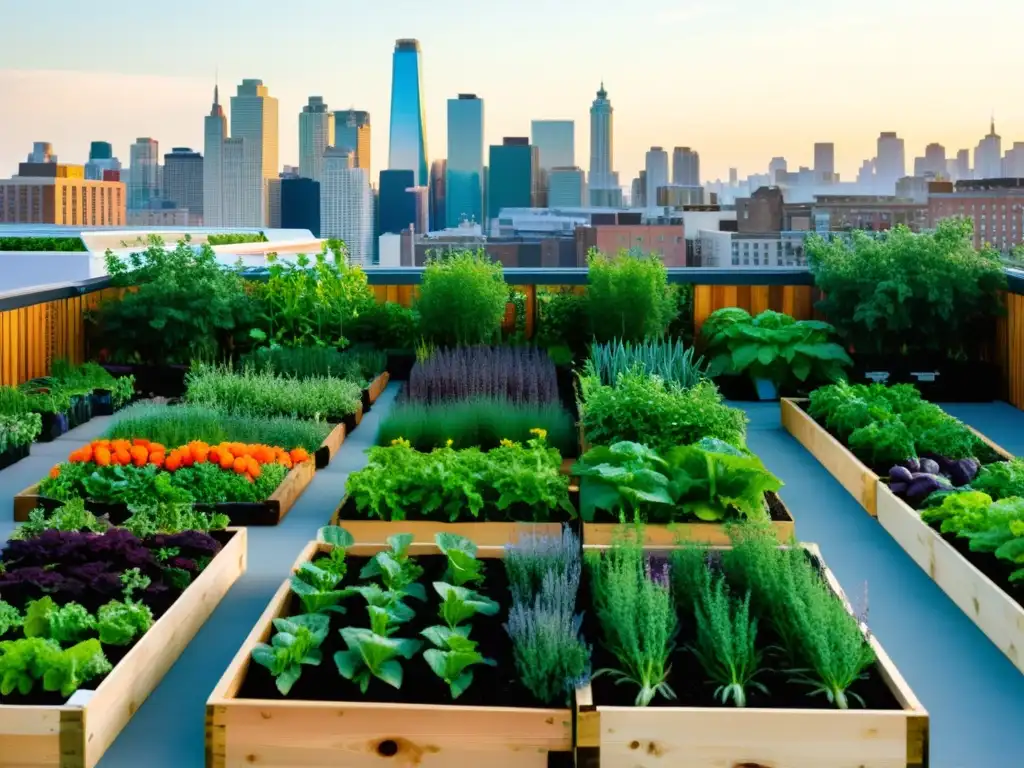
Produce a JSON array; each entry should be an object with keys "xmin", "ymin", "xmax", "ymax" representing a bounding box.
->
[{"xmin": 0, "ymin": 387, "xmax": 1022, "ymax": 768}]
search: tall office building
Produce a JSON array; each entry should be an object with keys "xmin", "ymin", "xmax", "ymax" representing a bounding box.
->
[
  {"xmin": 671, "ymin": 147, "xmax": 700, "ymax": 187},
  {"xmin": 128, "ymin": 138, "xmax": 159, "ymax": 210},
  {"xmin": 378, "ymin": 169, "xmax": 417, "ymax": 235},
  {"xmin": 876, "ymin": 132, "xmax": 906, "ymax": 190},
  {"xmin": 85, "ymin": 141, "xmax": 121, "ymax": 181},
  {"xmin": 446, "ymin": 94, "xmax": 484, "ymax": 227},
  {"xmin": 813, "ymin": 143, "xmax": 835, "ymax": 176},
  {"xmin": 975, "ymin": 119, "xmax": 1002, "ymax": 180},
  {"xmin": 548, "ymin": 167, "xmax": 586, "ymax": 207},
  {"xmin": 588, "ymin": 83, "xmax": 619, "ymax": 206},
  {"xmin": 388, "ymin": 39, "xmax": 428, "ymax": 185},
  {"xmin": 89, "ymin": 142, "xmax": 112, "ymax": 161},
  {"xmin": 769, "ymin": 156, "xmax": 788, "ymax": 184},
  {"xmin": 916, "ymin": 143, "xmax": 947, "ymax": 178},
  {"xmin": 203, "ymin": 84, "xmax": 227, "ymax": 226},
  {"xmin": 487, "ymin": 137, "xmax": 539, "ymax": 220},
  {"xmin": 531, "ymin": 120, "xmax": 575, "ymax": 171},
  {"xmin": 230, "ymin": 79, "xmax": 279, "ymax": 226},
  {"xmin": 220, "ymin": 138, "xmax": 246, "ymax": 226},
  {"xmin": 322, "ymin": 147, "xmax": 374, "ymax": 265},
  {"xmin": 430, "ymin": 159, "xmax": 446, "ymax": 232},
  {"xmin": 281, "ymin": 177, "xmax": 320, "ymax": 236},
  {"xmin": 334, "ymin": 110, "xmax": 371, "ymax": 174},
  {"xmin": 956, "ymin": 149, "xmax": 971, "ymax": 180},
  {"xmin": 26, "ymin": 142, "xmax": 57, "ymax": 164},
  {"xmin": 645, "ymin": 147, "xmax": 669, "ymax": 209},
  {"xmin": 299, "ymin": 96, "xmax": 334, "ymax": 182},
  {"xmin": 163, "ymin": 147, "xmax": 203, "ymax": 217}
]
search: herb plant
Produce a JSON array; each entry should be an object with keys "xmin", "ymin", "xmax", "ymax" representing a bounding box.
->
[
  {"xmin": 590, "ymin": 338, "xmax": 706, "ymax": 390},
  {"xmin": 421, "ymin": 627, "xmax": 496, "ymax": 699},
  {"xmin": 415, "ymin": 250, "xmax": 508, "ymax": 347},
  {"xmin": 435, "ymin": 534, "xmax": 485, "ymax": 587},
  {"xmin": 435, "ymin": 583, "xmax": 499, "ymax": 628},
  {"xmin": 360, "ymin": 534, "xmax": 427, "ymax": 601},
  {"xmin": 334, "ymin": 627, "xmax": 423, "ymax": 692},
  {"xmin": 586, "ymin": 249, "xmax": 678, "ymax": 343},
  {"xmin": 12, "ymin": 499, "xmax": 107, "ymax": 540},
  {"xmin": 403, "ymin": 346, "xmax": 559, "ymax": 405},
  {"xmin": 251, "ymin": 614, "xmax": 330, "ymax": 695}
]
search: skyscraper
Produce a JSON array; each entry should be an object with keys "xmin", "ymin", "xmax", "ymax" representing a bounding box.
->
[
  {"xmin": 446, "ymin": 94, "xmax": 484, "ymax": 227},
  {"xmin": 26, "ymin": 142, "xmax": 57, "ymax": 163},
  {"xmin": 299, "ymin": 96, "xmax": 334, "ymax": 182},
  {"xmin": 89, "ymin": 142, "xmax": 113, "ymax": 161},
  {"xmin": 588, "ymin": 83, "xmax": 615, "ymax": 205},
  {"xmin": 430, "ymin": 159, "xmax": 446, "ymax": 232},
  {"xmin": 128, "ymin": 138, "xmax": 159, "ymax": 210},
  {"xmin": 335, "ymin": 110, "xmax": 371, "ymax": 173},
  {"xmin": 769, "ymin": 156, "xmax": 788, "ymax": 185},
  {"xmin": 230, "ymin": 79, "xmax": 279, "ymax": 226},
  {"xmin": 163, "ymin": 147, "xmax": 203, "ymax": 218},
  {"xmin": 85, "ymin": 141, "xmax": 121, "ymax": 181},
  {"xmin": 876, "ymin": 132, "xmax": 906, "ymax": 191},
  {"xmin": 321, "ymin": 147, "xmax": 374, "ymax": 265},
  {"xmin": 378, "ymin": 169, "xmax": 417, "ymax": 235},
  {"xmin": 813, "ymin": 143, "xmax": 835, "ymax": 176},
  {"xmin": 645, "ymin": 147, "xmax": 669, "ymax": 209},
  {"xmin": 975, "ymin": 119, "xmax": 1002, "ymax": 180},
  {"xmin": 671, "ymin": 147, "xmax": 700, "ymax": 186},
  {"xmin": 955, "ymin": 149, "xmax": 971, "ymax": 180},
  {"xmin": 203, "ymin": 84, "xmax": 227, "ymax": 226},
  {"xmin": 487, "ymin": 138, "xmax": 539, "ymax": 220},
  {"xmin": 221, "ymin": 138, "xmax": 246, "ymax": 226},
  {"xmin": 548, "ymin": 167, "xmax": 586, "ymax": 207},
  {"xmin": 281, "ymin": 177, "xmax": 321, "ymax": 237},
  {"xmin": 388, "ymin": 39, "xmax": 428, "ymax": 185},
  {"xmin": 531, "ymin": 120, "xmax": 575, "ymax": 171}
]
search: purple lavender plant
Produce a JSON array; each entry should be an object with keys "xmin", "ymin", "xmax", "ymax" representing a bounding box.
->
[{"xmin": 404, "ymin": 346, "xmax": 559, "ymax": 405}]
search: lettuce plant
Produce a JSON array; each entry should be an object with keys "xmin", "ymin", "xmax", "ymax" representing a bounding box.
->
[
  {"xmin": 24, "ymin": 597, "xmax": 95, "ymax": 645},
  {"xmin": 12, "ymin": 499, "xmax": 107, "ymax": 540},
  {"xmin": 251, "ymin": 613, "xmax": 330, "ymax": 696},
  {"xmin": 421, "ymin": 625, "xmax": 496, "ymax": 699},
  {"xmin": 290, "ymin": 562, "xmax": 350, "ymax": 615},
  {"xmin": 435, "ymin": 533, "xmax": 484, "ymax": 587},
  {"xmin": 360, "ymin": 534, "xmax": 426, "ymax": 601},
  {"xmin": 434, "ymin": 583, "xmax": 499, "ymax": 629},
  {"xmin": 571, "ymin": 441, "xmax": 673, "ymax": 523},
  {"xmin": 0, "ymin": 601, "xmax": 22, "ymax": 638},
  {"xmin": 96, "ymin": 600, "xmax": 154, "ymax": 646},
  {"xmin": 0, "ymin": 637, "xmax": 111, "ymax": 697},
  {"xmin": 317, "ymin": 525, "xmax": 355, "ymax": 580},
  {"xmin": 334, "ymin": 627, "xmax": 422, "ymax": 692}
]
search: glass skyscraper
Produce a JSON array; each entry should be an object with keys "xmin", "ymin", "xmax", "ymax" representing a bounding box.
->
[
  {"xmin": 388, "ymin": 39, "xmax": 428, "ymax": 186},
  {"xmin": 446, "ymin": 94, "xmax": 484, "ymax": 228},
  {"xmin": 487, "ymin": 138, "xmax": 539, "ymax": 221}
]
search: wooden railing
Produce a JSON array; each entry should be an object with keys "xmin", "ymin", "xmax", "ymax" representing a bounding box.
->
[{"xmin": 3, "ymin": 266, "xmax": 1019, "ymax": 409}]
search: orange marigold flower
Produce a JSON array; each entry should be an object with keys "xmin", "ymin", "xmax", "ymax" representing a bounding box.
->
[
  {"xmin": 290, "ymin": 448, "xmax": 310, "ymax": 463},
  {"xmin": 48, "ymin": 465, "xmax": 61, "ymax": 479},
  {"xmin": 219, "ymin": 453, "xmax": 234, "ymax": 470},
  {"xmin": 277, "ymin": 455, "xmax": 293, "ymax": 469},
  {"xmin": 192, "ymin": 445, "xmax": 209, "ymax": 464},
  {"xmin": 232, "ymin": 456, "xmax": 248, "ymax": 474},
  {"xmin": 94, "ymin": 446, "xmax": 112, "ymax": 466},
  {"xmin": 111, "ymin": 439, "xmax": 131, "ymax": 453},
  {"xmin": 149, "ymin": 452, "xmax": 165, "ymax": 468},
  {"xmin": 164, "ymin": 452, "xmax": 182, "ymax": 472},
  {"xmin": 114, "ymin": 448, "xmax": 132, "ymax": 466},
  {"xmin": 247, "ymin": 460, "xmax": 261, "ymax": 479},
  {"xmin": 130, "ymin": 445, "xmax": 149, "ymax": 467},
  {"xmin": 132, "ymin": 438, "xmax": 150, "ymax": 448},
  {"xmin": 254, "ymin": 446, "xmax": 275, "ymax": 464},
  {"xmin": 208, "ymin": 447, "xmax": 221, "ymax": 464},
  {"xmin": 148, "ymin": 442, "xmax": 166, "ymax": 454}
]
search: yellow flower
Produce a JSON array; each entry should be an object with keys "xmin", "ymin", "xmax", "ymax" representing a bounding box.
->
[
  {"xmin": 390, "ymin": 437, "xmax": 411, "ymax": 448},
  {"xmin": 529, "ymin": 428, "xmax": 548, "ymax": 441},
  {"xmin": 499, "ymin": 438, "xmax": 516, "ymax": 448},
  {"xmin": 445, "ymin": 438, "xmax": 454, "ymax": 448}
]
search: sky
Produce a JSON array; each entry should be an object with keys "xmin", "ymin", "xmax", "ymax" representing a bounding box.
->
[{"xmin": 3, "ymin": 0, "xmax": 1024, "ymax": 184}]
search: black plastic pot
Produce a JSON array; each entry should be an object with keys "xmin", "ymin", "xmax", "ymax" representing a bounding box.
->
[
  {"xmin": 37, "ymin": 412, "xmax": 69, "ymax": 442},
  {"xmin": 67, "ymin": 395, "xmax": 93, "ymax": 429},
  {"xmin": 0, "ymin": 443, "xmax": 30, "ymax": 471},
  {"xmin": 91, "ymin": 389, "xmax": 115, "ymax": 416}
]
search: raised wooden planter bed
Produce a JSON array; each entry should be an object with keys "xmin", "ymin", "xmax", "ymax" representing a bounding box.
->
[
  {"xmin": 0, "ymin": 527, "xmax": 247, "ymax": 768},
  {"xmin": 581, "ymin": 491, "xmax": 795, "ymax": 546},
  {"xmin": 781, "ymin": 397, "xmax": 1012, "ymax": 517},
  {"xmin": 314, "ymin": 422, "xmax": 347, "ymax": 470},
  {"xmin": 330, "ymin": 495, "xmax": 566, "ymax": 546},
  {"xmin": 367, "ymin": 371, "xmax": 390, "ymax": 405},
  {"xmin": 13, "ymin": 460, "xmax": 315, "ymax": 526},
  {"xmin": 206, "ymin": 539, "xmax": 572, "ymax": 768},
  {"xmin": 875, "ymin": 480, "xmax": 1024, "ymax": 676},
  {"xmin": 574, "ymin": 542, "xmax": 929, "ymax": 768}
]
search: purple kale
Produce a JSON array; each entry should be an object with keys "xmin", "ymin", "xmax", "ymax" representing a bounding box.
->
[
  {"xmin": 402, "ymin": 346, "xmax": 559, "ymax": 405},
  {"xmin": 166, "ymin": 557, "xmax": 197, "ymax": 572},
  {"xmin": 148, "ymin": 531, "xmax": 222, "ymax": 559}
]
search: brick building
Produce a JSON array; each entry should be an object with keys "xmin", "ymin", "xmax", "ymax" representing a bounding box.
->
[
  {"xmin": 811, "ymin": 194, "xmax": 928, "ymax": 233},
  {"xmin": 928, "ymin": 178, "xmax": 1024, "ymax": 253},
  {"xmin": 0, "ymin": 166, "xmax": 126, "ymax": 226}
]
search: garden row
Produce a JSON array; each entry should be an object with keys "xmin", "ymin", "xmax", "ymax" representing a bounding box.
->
[
  {"xmin": 7, "ymin": 349, "xmax": 390, "ymax": 526},
  {"xmin": 782, "ymin": 381, "xmax": 1024, "ymax": 676}
]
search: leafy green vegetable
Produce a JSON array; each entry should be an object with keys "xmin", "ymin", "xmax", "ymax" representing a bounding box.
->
[
  {"xmin": 316, "ymin": 525, "xmax": 354, "ymax": 579},
  {"xmin": 572, "ymin": 442, "xmax": 673, "ymax": 523},
  {"xmin": 434, "ymin": 583, "xmax": 500, "ymax": 629},
  {"xmin": 973, "ymin": 459, "xmax": 1024, "ymax": 501},
  {"xmin": 251, "ymin": 614, "xmax": 330, "ymax": 695},
  {"xmin": 290, "ymin": 562, "xmax": 350, "ymax": 615},
  {"xmin": 422, "ymin": 625, "xmax": 496, "ymax": 699},
  {"xmin": 360, "ymin": 534, "xmax": 426, "ymax": 601},
  {"xmin": 434, "ymin": 533, "xmax": 485, "ymax": 587},
  {"xmin": 0, "ymin": 602, "xmax": 22, "ymax": 638},
  {"xmin": 334, "ymin": 627, "xmax": 422, "ymax": 693},
  {"xmin": 12, "ymin": 499, "xmax": 107, "ymax": 540},
  {"xmin": 96, "ymin": 600, "xmax": 154, "ymax": 646},
  {"xmin": 589, "ymin": 338, "xmax": 706, "ymax": 389}
]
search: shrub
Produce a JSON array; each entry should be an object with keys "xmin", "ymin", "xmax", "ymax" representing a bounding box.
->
[
  {"xmin": 590, "ymin": 338, "xmax": 706, "ymax": 389},
  {"xmin": 536, "ymin": 289, "xmax": 590, "ymax": 360},
  {"xmin": 416, "ymin": 250, "xmax": 508, "ymax": 346},
  {"xmin": 403, "ymin": 346, "xmax": 559, "ymax": 405},
  {"xmin": 206, "ymin": 232, "xmax": 267, "ymax": 245},
  {"xmin": 90, "ymin": 237, "xmax": 255, "ymax": 365},
  {"xmin": 579, "ymin": 368, "xmax": 747, "ymax": 452},
  {"xmin": 807, "ymin": 219, "xmax": 1006, "ymax": 361},
  {"xmin": 376, "ymin": 398, "xmax": 577, "ymax": 454},
  {"xmin": 586, "ymin": 249, "xmax": 677, "ymax": 343},
  {"xmin": 347, "ymin": 301, "xmax": 420, "ymax": 351}
]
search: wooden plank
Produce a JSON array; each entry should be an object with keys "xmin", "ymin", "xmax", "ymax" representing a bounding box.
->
[
  {"xmin": 780, "ymin": 398, "xmax": 879, "ymax": 516},
  {"xmin": 0, "ymin": 529, "xmax": 246, "ymax": 768},
  {"xmin": 876, "ymin": 481, "xmax": 1024, "ymax": 676},
  {"xmin": 207, "ymin": 540, "xmax": 571, "ymax": 768},
  {"xmin": 316, "ymin": 423, "xmax": 347, "ymax": 468},
  {"xmin": 267, "ymin": 458, "xmax": 316, "ymax": 523},
  {"xmin": 574, "ymin": 542, "xmax": 928, "ymax": 768}
]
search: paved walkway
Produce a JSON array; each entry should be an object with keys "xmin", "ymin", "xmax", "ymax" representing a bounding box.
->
[{"xmin": 1, "ymin": 391, "xmax": 1022, "ymax": 767}]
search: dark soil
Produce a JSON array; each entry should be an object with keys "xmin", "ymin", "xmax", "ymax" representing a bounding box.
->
[
  {"xmin": 336, "ymin": 491, "xmax": 580, "ymax": 525},
  {"xmin": 0, "ymin": 530, "xmax": 235, "ymax": 706},
  {"xmin": 582, "ymin": 552, "xmax": 902, "ymax": 711},
  {"xmin": 237, "ymin": 555, "xmax": 553, "ymax": 709},
  {"xmin": 588, "ymin": 492, "xmax": 792, "ymax": 525}
]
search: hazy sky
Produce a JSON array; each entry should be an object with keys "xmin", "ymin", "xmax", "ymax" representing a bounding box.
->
[{"xmin": 3, "ymin": 0, "xmax": 1024, "ymax": 184}]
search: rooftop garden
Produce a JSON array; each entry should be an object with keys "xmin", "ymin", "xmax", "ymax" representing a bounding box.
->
[
  {"xmin": 0, "ymin": 236, "xmax": 87, "ymax": 252},
  {"xmin": 0, "ymin": 218, "xmax": 1022, "ymax": 765}
]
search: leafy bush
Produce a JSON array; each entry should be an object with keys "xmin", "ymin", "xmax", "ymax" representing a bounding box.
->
[
  {"xmin": 416, "ymin": 250, "xmax": 508, "ymax": 346},
  {"xmin": 376, "ymin": 397, "xmax": 577, "ymax": 454},
  {"xmin": 206, "ymin": 232, "xmax": 267, "ymax": 245},
  {"xmin": 106, "ymin": 403, "xmax": 332, "ymax": 453},
  {"xmin": 90, "ymin": 237, "xmax": 255, "ymax": 365},
  {"xmin": 572, "ymin": 438, "xmax": 782, "ymax": 523},
  {"xmin": 346, "ymin": 433, "xmax": 575, "ymax": 522},
  {"xmin": 248, "ymin": 246, "xmax": 375, "ymax": 348},
  {"xmin": 590, "ymin": 338, "xmax": 706, "ymax": 389},
  {"xmin": 0, "ymin": 412, "xmax": 41, "ymax": 452},
  {"xmin": 536, "ymin": 289, "xmax": 590, "ymax": 359},
  {"xmin": 701, "ymin": 308, "xmax": 851, "ymax": 389},
  {"xmin": 586, "ymin": 249, "xmax": 677, "ymax": 343},
  {"xmin": 403, "ymin": 346, "xmax": 559, "ymax": 405},
  {"xmin": 347, "ymin": 301, "xmax": 420, "ymax": 351},
  {"xmin": 579, "ymin": 368, "xmax": 747, "ymax": 453},
  {"xmin": 185, "ymin": 364, "xmax": 362, "ymax": 420},
  {"xmin": 807, "ymin": 219, "xmax": 1006, "ymax": 360},
  {"xmin": 0, "ymin": 237, "xmax": 86, "ymax": 252},
  {"xmin": 240, "ymin": 346, "xmax": 385, "ymax": 384}
]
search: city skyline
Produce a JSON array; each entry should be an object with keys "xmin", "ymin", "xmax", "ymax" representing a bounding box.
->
[{"xmin": 3, "ymin": 0, "xmax": 1023, "ymax": 184}]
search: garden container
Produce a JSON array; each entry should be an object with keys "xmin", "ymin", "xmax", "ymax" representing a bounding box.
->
[
  {"xmin": 91, "ymin": 388, "xmax": 115, "ymax": 416},
  {"xmin": 0, "ymin": 443, "xmax": 30, "ymax": 472},
  {"xmin": 37, "ymin": 412, "xmax": 69, "ymax": 443},
  {"xmin": 314, "ymin": 423, "xmax": 347, "ymax": 469},
  {"xmin": 0, "ymin": 528, "xmax": 247, "ymax": 768}
]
